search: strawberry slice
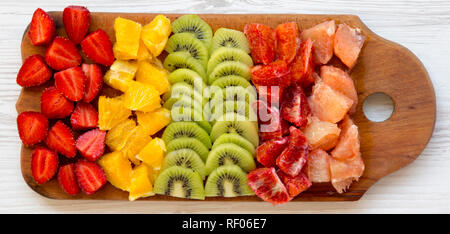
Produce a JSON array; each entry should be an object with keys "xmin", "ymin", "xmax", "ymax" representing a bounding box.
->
[
  {"xmin": 75, "ymin": 160, "xmax": 106, "ymax": 194},
  {"xmin": 28, "ymin": 8, "xmax": 55, "ymax": 46},
  {"xmin": 251, "ymin": 60, "xmax": 290, "ymax": 86},
  {"xmin": 63, "ymin": 6, "xmax": 91, "ymax": 44},
  {"xmin": 256, "ymin": 136, "xmax": 289, "ymax": 167},
  {"xmin": 54, "ymin": 66, "xmax": 86, "ymax": 101},
  {"xmin": 31, "ymin": 146, "xmax": 59, "ymax": 184},
  {"xmin": 277, "ymin": 170, "xmax": 311, "ymax": 197},
  {"xmin": 17, "ymin": 111, "xmax": 48, "ymax": 145},
  {"xmin": 290, "ymin": 38, "xmax": 315, "ymax": 88},
  {"xmin": 70, "ymin": 102, "xmax": 98, "ymax": 130},
  {"xmin": 41, "ymin": 87, "xmax": 74, "ymax": 119},
  {"xmin": 276, "ymin": 127, "xmax": 309, "ymax": 177},
  {"xmin": 58, "ymin": 163, "xmax": 79, "ymax": 195},
  {"xmin": 81, "ymin": 29, "xmax": 114, "ymax": 66},
  {"xmin": 247, "ymin": 167, "xmax": 292, "ymax": 205},
  {"xmin": 75, "ymin": 128, "xmax": 106, "ymax": 161},
  {"xmin": 281, "ymin": 84, "xmax": 311, "ymax": 128},
  {"xmin": 16, "ymin": 55, "xmax": 52, "ymax": 87},
  {"xmin": 45, "ymin": 36, "xmax": 81, "ymax": 71},
  {"xmin": 45, "ymin": 121, "xmax": 76, "ymax": 158},
  {"xmin": 81, "ymin": 64, "xmax": 103, "ymax": 103}
]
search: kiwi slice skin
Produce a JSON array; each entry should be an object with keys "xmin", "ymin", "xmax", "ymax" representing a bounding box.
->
[
  {"xmin": 166, "ymin": 137, "xmax": 209, "ymax": 162},
  {"xmin": 163, "ymin": 149, "xmax": 206, "ymax": 180},
  {"xmin": 153, "ymin": 166, "xmax": 205, "ymax": 200},
  {"xmin": 205, "ymin": 143, "xmax": 256, "ymax": 175},
  {"xmin": 210, "ymin": 75, "xmax": 252, "ymax": 89},
  {"xmin": 208, "ymin": 61, "xmax": 251, "ymax": 84},
  {"xmin": 171, "ymin": 15, "xmax": 213, "ymax": 49},
  {"xmin": 168, "ymin": 68, "xmax": 206, "ymax": 91},
  {"xmin": 162, "ymin": 122, "xmax": 212, "ymax": 149},
  {"xmin": 212, "ymin": 133, "xmax": 255, "ymax": 156},
  {"xmin": 205, "ymin": 165, "xmax": 254, "ymax": 197},
  {"xmin": 210, "ymin": 113, "xmax": 259, "ymax": 147},
  {"xmin": 211, "ymin": 28, "xmax": 250, "ymax": 54},
  {"xmin": 165, "ymin": 33, "xmax": 209, "ymax": 67},
  {"xmin": 163, "ymin": 51, "xmax": 206, "ymax": 78},
  {"xmin": 207, "ymin": 47, "xmax": 253, "ymax": 76}
]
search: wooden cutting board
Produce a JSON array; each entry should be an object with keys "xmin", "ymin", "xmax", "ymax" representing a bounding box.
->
[{"xmin": 16, "ymin": 12, "xmax": 436, "ymax": 201}]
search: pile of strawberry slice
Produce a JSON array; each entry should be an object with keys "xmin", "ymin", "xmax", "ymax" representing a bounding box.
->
[{"xmin": 16, "ymin": 6, "xmax": 114, "ymax": 196}]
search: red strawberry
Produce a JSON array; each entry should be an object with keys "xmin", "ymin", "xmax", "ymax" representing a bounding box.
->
[
  {"xmin": 256, "ymin": 137, "xmax": 289, "ymax": 167},
  {"xmin": 75, "ymin": 160, "xmax": 106, "ymax": 194},
  {"xmin": 28, "ymin": 8, "xmax": 55, "ymax": 46},
  {"xmin": 70, "ymin": 102, "xmax": 98, "ymax": 130},
  {"xmin": 16, "ymin": 55, "xmax": 52, "ymax": 87},
  {"xmin": 81, "ymin": 64, "xmax": 103, "ymax": 102},
  {"xmin": 76, "ymin": 128, "xmax": 106, "ymax": 161},
  {"xmin": 63, "ymin": 6, "xmax": 91, "ymax": 44},
  {"xmin": 45, "ymin": 121, "xmax": 76, "ymax": 158},
  {"xmin": 45, "ymin": 36, "xmax": 82, "ymax": 71},
  {"xmin": 54, "ymin": 66, "xmax": 86, "ymax": 101},
  {"xmin": 276, "ymin": 127, "xmax": 309, "ymax": 177},
  {"xmin": 247, "ymin": 167, "xmax": 291, "ymax": 205},
  {"xmin": 17, "ymin": 111, "xmax": 48, "ymax": 145},
  {"xmin": 81, "ymin": 29, "xmax": 114, "ymax": 66},
  {"xmin": 31, "ymin": 147, "xmax": 59, "ymax": 184},
  {"xmin": 41, "ymin": 87, "xmax": 74, "ymax": 119},
  {"xmin": 277, "ymin": 170, "xmax": 311, "ymax": 197},
  {"xmin": 58, "ymin": 163, "xmax": 79, "ymax": 195}
]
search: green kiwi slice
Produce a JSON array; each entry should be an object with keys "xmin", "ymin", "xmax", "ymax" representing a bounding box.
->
[
  {"xmin": 205, "ymin": 165, "xmax": 254, "ymax": 197},
  {"xmin": 208, "ymin": 61, "xmax": 251, "ymax": 84},
  {"xmin": 163, "ymin": 95, "xmax": 203, "ymax": 112},
  {"xmin": 171, "ymin": 15, "xmax": 213, "ymax": 49},
  {"xmin": 170, "ymin": 106, "xmax": 212, "ymax": 134},
  {"xmin": 166, "ymin": 137, "xmax": 209, "ymax": 162},
  {"xmin": 165, "ymin": 33, "xmax": 209, "ymax": 67},
  {"xmin": 163, "ymin": 51, "xmax": 206, "ymax": 78},
  {"xmin": 162, "ymin": 82, "xmax": 206, "ymax": 106},
  {"xmin": 205, "ymin": 143, "xmax": 255, "ymax": 175},
  {"xmin": 168, "ymin": 68, "xmax": 206, "ymax": 91},
  {"xmin": 210, "ymin": 75, "xmax": 252, "ymax": 89},
  {"xmin": 207, "ymin": 47, "xmax": 253, "ymax": 76},
  {"xmin": 212, "ymin": 133, "xmax": 256, "ymax": 156},
  {"xmin": 162, "ymin": 122, "xmax": 211, "ymax": 149},
  {"xmin": 210, "ymin": 113, "xmax": 259, "ymax": 147},
  {"xmin": 211, "ymin": 28, "xmax": 250, "ymax": 54},
  {"xmin": 162, "ymin": 149, "xmax": 206, "ymax": 180},
  {"xmin": 153, "ymin": 166, "xmax": 205, "ymax": 200},
  {"xmin": 209, "ymin": 100, "xmax": 256, "ymax": 123}
]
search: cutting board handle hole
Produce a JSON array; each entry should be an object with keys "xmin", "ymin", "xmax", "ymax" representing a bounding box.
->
[{"xmin": 362, "ymin": 92, "xmax": 394, "ymax": 122}]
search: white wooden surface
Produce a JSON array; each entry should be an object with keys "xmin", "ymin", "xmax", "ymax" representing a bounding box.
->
[{"xmin": 1, "ymin": 0, "xmax": 449, "ymax": 214}]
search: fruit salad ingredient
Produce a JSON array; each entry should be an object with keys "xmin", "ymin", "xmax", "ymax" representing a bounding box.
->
[
  {"xmin": 153, "ymin": 166, "xmax": 205, "ymax": 200},
  {"xmin": 244, "ymin": 23, "xmax": 276, "ymax": 65},
  {"xmin": 123, "ymin": 81, "xmax": 161, "ymax": 112},
  {"xmin": 281, "ymin": 84, "xmax": 311, "ymax": 128},
  {"xmin": 138, "ymin": 138, "xmax": 166, "ymax": 170},
  {"xmin": 104, "ymin": 60, "xmax": 138, "ymax": 92},
  {"xmin": 305, "ymin": 149, "xmax": 331, "ymax": 183},
  {"xmin": 290, "ymin": 38, "xmax": 315, "ymax": 88},
  {"xmin": 136, "ymin": 61, "xmax": 170, "ymax": 95},
  {"xmin": 162, "ymin": 149, "xmax": 205, "ymax": 179},
  {"xmin": 141, "ymin": 15, "xmax": 171, "ymax": 57},
  {"xmin": 334, "ymin": 23, "xmax": 366, "ymax": 69},
  {"xmin": 205, "ymin": 143, "xmax": 256, "ymax": 175},
  {"xmin": 136, "ymin": 108, "xmax": 171, "ymax": 135},
  {"xmin": 54, "ymin": 66, "xmax": 86, "ymax": 101},
  {"xmin": 247, "ymin": 167, "xmax": 291, "ymax": 205},
  {"xmin": 75, "ymin": 160, "xmax": 107, "ymax": 195},
  {"xmin": 98, "ymin": 151, "xmax": 132, "ymax": 191},
  {"xmin": 81, "ymin": 63, "xmax": 103, "ymax": 103},
  {"xmin": 98, "ymin": 96, "xmax": 131, "ymax": 130},
  {"xmin": 205, "ymin": 165, "xmax": 253, "ymax": 197},
  {"xmin": 251, "ymin": 60, "xmax": 290, "ymax": 86},
  {"xmin": 40, "ymin": 87, "xmax": 74, "ymax": 119},
  {"xmin": 81, "ymin": 29, "xmax": 115, "ymax": 66},
  {"xmin": 28, "ymin": 8, "xmax": 55, "ymax": 46},
  {"xmin": 121, "ymin": 126, "xmax": 151, "ymax": 165},
  {"xmin": 76, "ymin": 128, "xmax": 106, "ymax": 161},
  {"xmin": 301, "ymin": 20, "xmax": 336, "ymax": 64},
  {"xmin": 57, "ymin": 163, "xmax": 79, "ymax": 195},
  {"xmin": 70, "ymin": 102, "xmax": 98, "ymax": 130},
  {"xmin": 63, "ymin": 6, "xmax": 90, "ymax": 44},
  {"xmin": 105, "ymin": 119, "xmax": 136, "ymax": 151},
  {"xmin": 275, "ymin": 22, "xmax": 300, "ymax": 64},
  {"xmin": 331, "ymin": 116, "xmax": 360, "ymax": 160},
  {"xmin": 329, "ymin": 154, "xmax": 364, "ymax": 194},
  {"xmin": 16, "ymin": 55, "xmax": 52, "ymax": 87},
  {"xmin": 276, "ymin": 127, "xmax": 309, "ymax": 177},
  {"xmin": 277, "ymin": 170, "xmax": 311, "ymax": 197},
  {"xmin": 45, "ymin": 36, "xmax": 81, "ymax": 70},
  {"xmin": 31, "ymin": 146, "xmax": 59, "ymax": 184},
  {"xmin": 256, "ymin": 136, "xmax": 289, "ymax": 168},
  {"xmin": 211, "ymin": 28, "xmax": 250, "ymax": 54},
  {"xmin": 45, "ymin": 121, "xmax": 76, "ymax": 158},
  {"xmin": 320, "ymin": 65, "xmax": 358, "ymax": 113},
  {"xmin": 304, "ymin": 116, "xmax": 341, "ymax": 151},
  {"xmin": 17, "ymin": 111, "xmax": 48, "ymax": 145},
  {"xmin": 113, "ymin": 17, "xmax": 142, "ymax": 59},
  {"xmin": 171, "ymin": 14, "xmax": 211, "ymax": 49},
  {"xmin": 129, "ymin": 164, "xmax": 155, "ymax": 201}
]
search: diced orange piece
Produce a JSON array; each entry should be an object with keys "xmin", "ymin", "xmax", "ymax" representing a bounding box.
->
[
  {"xmin": 128, "ymin": 164, "xmax": 154, "ymax": 201},
  {"xmin": 137, "ymin": 138, "xmax": 166, "ymax": 170},
  {"xmin": 136, "ymin": 108, "xmax": 171, "ymax": 135},
  {"xmin": 301, "ymin": 20, "xmax": 336, "ymax": 64},
  {"xmin": 308, "ymin": 81, "xmax": 353, "ymax": 123},
  {"xmin": 329, "ymin": 153, "xmax": 364, "ymax": 193},
  {"xmin": 121, "ymin": 126, "xmax": 151, "ymax": 165},
  {"xmin": 98, "ymin": 151, "xmax": 132, "ymax": 191},
  {"xmin": 136, "ymin": 61, "xmax": 170, "ymax": 95},
  {"xmin": 124, "ymin": 81, "xmax": 161, "ymax": 112},
  {"xmin": 98, "ymin": 96, "xmax": 131, "ymax": 130},
  {"xmin": 320, "ymin": 65, "xmax": 358, "ymax": 113},
  {"xmin": 137, "ymin": 40, "xmax": 152, "ymax": 61},
  {"xmin": 334, "ymin": 23, "xmax": 366, "ymax": 69},
  {"xmin": 113, "ymin": 17, "xmax": 142, "ymax": 59},
  {"xmin": 304, "ymin": 116, "xmax": 340, "ymax": 151},
  {"xmin": 306, "ymin": 149, "xmax": 331, "ymax": 183},
  {"xmin": 105, "ymin": 119, "xmax": 136, "ymax": 151},
  {"xmin": 331, "ymin": 115, "xmax": 360, "ymax": 160}
]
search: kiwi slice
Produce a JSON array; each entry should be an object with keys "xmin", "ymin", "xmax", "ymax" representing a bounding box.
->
[
  {"xmin": 162, "ymin": 149, "xmax": 206, "ymax": 179},
  {"xmin": 210, "ymin": 75, "xmax": 252, "ymax": 89},
  {"xmin": 210, "ymin": 113, "xmax": 259, "ymax": 147},
  {"xmin": 171, "ymin": 15, "xmax": 213, "ymax": 49},
  {"xmin": 207, "ymin": 47, "xmax": 253, "ymax": 76},
  {"xmin": 153, "ymin": 166, "xmax": 205, "ymax": 200},
  {"xmin": 208, "ymin": 61, "xmax": 251, "ymax": 84},
  {"xmin": 212, "ymin": 133, "xmax": 256, "ymax": 156},
  {"xmin": 205, "ymin": 143, "xmax": 255, "ymax": 175},
  {"xmin": 163, "ymin": 95, "xmax": 203, "ymax": 112},
  {"xmin": 162, "ymin": 122, "xmax": 211, "ymax": 149},
  {"xmin": 162, "ymin": 82, "xmax": 206, "ymax": 105},
  {"xmin": 166, "ymin": 33, "xmax": 209, "ymax": 67},
  {"xmin": 209, "ymin": 87, "xmax": 257, "ymax": 107},
  {"xmin": 168, "ymin": 68, "xmax": 206, "ymax": 91},
  {"xmin": 205, "ymin": 165, "xmax": 254, "ymax": 197},
  {"xmin": 163, "ymin": 51, "xmax": 206, "ymax": 78},
  {"xmin": 211, "ymin": 28, "xmax": 250, "ymax": 54},
  {"xmin": 166, "ymin": 137, "xmax": 209, "ymax": 162},
  {"xmin": 209, "ymin": 100, "xmax": 256, "ymax": 123},
  {"xmin": 170, "ymin": 106, "xmax": 212, "ymax": 134}
]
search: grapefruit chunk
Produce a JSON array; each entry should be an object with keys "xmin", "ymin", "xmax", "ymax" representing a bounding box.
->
[
  {"xmin": 334, "ymin": 23, "xmax": 366, "ymax": 69},
  {"xmin": 331, "ymin": 115, "xmax": 360, "ymax": 160},
  {"xmin": 308, "ymin": 81, "xmax": 353, "ymax": 123},
  {"xmin": 321, "ymin": 65, "xmax": 358, "ymax": 113},
  {"xmin": 306, "ymin": 149, "xmax": 331, "ymax": 183},
  {"xmin": 247, "ymin": 167, "xmax": 291, "ymax": 205},
  {"xmin": 301, "ymin": 20, "xmax": 336, "ymax": 64},
  {"xmin": 304, "ymin": 116, "xmax": 340, "ymax": 151},
  {"xmin": 329, "ymin": 154, "xmax": 364, "ymax": 193}
]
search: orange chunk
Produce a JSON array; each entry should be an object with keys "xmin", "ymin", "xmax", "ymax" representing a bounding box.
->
[
  {"xmin": 105, "ymin": 119, "xmax": 136, "ymax": 151},
  {"xmin": 334, "ymin": 23, "xmax": 366, "ymax": 69},
  {"xmin": 304, "ymin": 116, "xmax": 341, "ymax": 151},
  {"xmin": 121, "ymin": 126, "xmax": 151, "ymax": 165},
  {"xmin": 301, "ymin": 20, "xmax": 336, "ymax": 64},
  {"xmin": 136, "ymin": 61, "xmax": 170, "ymax": 95},
  {"xmin": 306, "ymin": 149, "xmax": 331, "ymax": 183},
  {"xmin": 124, "ymin": 81, "xmax": 161, "ymax": 112},
  {"xmin": 136, "ymin": 108, "xmax": 171, "ymax": 135},
  {"xmin": 98, "ymin": 151, "xmax": 132, "ymax": 191},
  {"xmin": 320, "ymin": 65, "xmax": 358, "ymax": 113},
  {"xmin": 137, "ymin": 138, "xmax": 166, "ymax": 170},
  {"xmin": 129, "ymin": 164, "xmax": 155, "ymax": 201},
  {"xmin": 98, "ymin": 96, "xmax": 131, "ymax": 130}
]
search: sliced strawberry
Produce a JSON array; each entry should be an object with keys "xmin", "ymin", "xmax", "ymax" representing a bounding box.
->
[
  {"xmin": 81, "ymin": 29, "xmax": 114, "ymax": 66},
  {"xmin": 57, "ymin": 163, "xmax": 79, "ymax": 195},
  {"xmin": 256, "ymin": 136, "xmax": 289, "ymax": 167},
  {"xmin": 28, "ymin": 8, "xmax": 55, "ymax": 46},
  {"xmin": 81, "ymin": 63, "xmax": 103, "ymax": 102},
  {"xmin": 251, "ymin": 60, "xmax": 290, "ymax": 86},
  {"xmin": 63, "ymin": 6, "xmax": 91, "ymax": 44},
  {"xmin": 17, "ymin": 111, "xmax": 48, "ymax": 145},
  {"xmin": 75, "ymin": 128, "xmax": 106, "ymax": 161},
  {"xmin": 277, "ymin": 170, "xmax": 311, "ymax": 197},
  {"xmin": 31, "ymin": 146, "xmax": 59, "ymax": 184},
  {"xmin": 45, "ymin": 36, "xmax": 81, "ymax": 71},
  {"xmin": 54, "ymin": 66, "xmax": 86, "ymax": 101},
  {"xmin": 45, "ymin": 121, "xmax": 76, "ymax": 158},
  {"xmin": 41, "ymin": 86, "xmax": 74, "ymax": 119},
  {"xmin": 290, "ymin": 38, "xmax": 315, "ymax": 88},
  {"xmin": 16, "ymin": 55, "xmax": 52, "ymax": 87},
  {"xmin": 281, "ymin": 84, "xmax": 311, "ymax": 128},
  {"xmin": 276, "ymin": 22, "xmax": 300, "ymax": 64},
  {"xmin": 75, "ymin": 160, "xmax": 106, "ymax": 195},
  {"xmin": 70, "ymin": 102, "xmax": 98, "ymax": 130},
  {"xmin": 247, "ymin": 167, "xmax": 291, "ymax": 205},
  {"xmin": 276, "ymin": 127, "xmax": 309, "ymax": 176},
  {"xmin": 244, "ymin": 23, "xmax": 276, "ymax": 65}
]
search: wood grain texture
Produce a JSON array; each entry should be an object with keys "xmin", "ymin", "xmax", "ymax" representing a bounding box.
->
[{"xmin": 1, "ymin": 0, "xmax": 449, "ymax": 213}]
